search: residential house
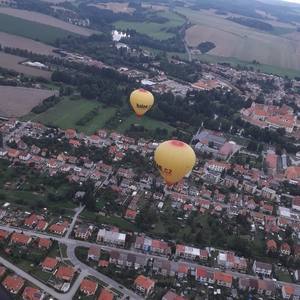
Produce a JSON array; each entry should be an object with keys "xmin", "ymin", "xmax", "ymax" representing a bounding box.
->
[
  {"xmin": 195, "ymin": 267, "xmax": 208, "ymax": 283},
  {"xmin": 266, "ymin": 240, "xmax": 277, "ymax": 253},
  {"xmin": 80, "ymin": 278, "xmax": 98, "ymax": 296},
  {"xmin": 49, "ymin": 223, "xmax": 68, "ymax": 235},
  {"xmin": 36, "ymin": 220, "xmax": 48, "ymax": 231},
  {"xmin": 261, "ymin": 187, "xmax": 276, "ymax": 200},
  {"xmin": 38, "ymin": 238, "xmax": 52, "ymax": 250},
  {"xmin": 253, "ymin": 260, "xmax": 272, "ymax": 277},
  {"xmin": 217, "ymin": 252, "xmax": 247, "ymax": 271},
  {"xmin": 10, "ymin": 232, "xmax": 32, "ymax": 246},
  {"xmin": 0, "ymin": 229, "xmax": 9, "ymax": 241},
  {"xmin": 41, "ymin": 257, "xmax": 58, "ymax": 272},
  {"xmin": 98, "ymin": 289, "xmax": 114, "ymax": 300},
  {"xmin": 2, "ymin": 275, "xmax": 24, "ymax": 294},
  {"xmin": 282, "ymin": 285, "xmax": 300, "ymax": 300},
  {"xmin": 175, "ymin": 244, "xmax": 208, "ymax": 260},
  {"xmin": 87, "ymin": 246, "xmax": 100, "ymax": 261},
  {"xmin": 281, "ymin": 243, "xmax": 291, "ymax": 256},
  {"xmin": 55, "ymin": 266, "xmax": 75, "ymax": 282},
  {"xmin": 257, "ymin": 279, "xmax": 276, "ymax": 296},
  {"xmin": 214, "ymin": 272, "xmax": 233, "ymax": 288},
  {"xmin": 292, "ymin": 196, "xmax": 300, "ymax": 212},
  {"xmin": 134, "ymin": 275, "xmax": 155, "ymax": 296},
  {"xmin": 162, "ymin": 291, "xmax": 185, "ymax": 300},
  {"xmin": 97, "ymin": 229, "xmax": 126, "ymax": 247},
  {"xmin": 22, "ymin": 286, "xmax": 44, "ymax": 300},
  {"xmin": 243, "ymin": 181, "xmax": 257, "ymax": 194},
  {"xmin": 75, "ymin": 225, "xmax": 92, "ymax": 240},
  {"xmin": 224, "ymin": 176, "xmax": 239, "ymax": 188}
]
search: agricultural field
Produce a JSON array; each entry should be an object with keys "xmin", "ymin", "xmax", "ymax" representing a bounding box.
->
[
  {"xmin": 179, "ymin": 7, "xmax": 300, "ymax": 70},
  {"xmin": 114, "ymin": 11, "xmax": 185, "ymax": 40},
  {"xmin": 26, "ymin": 97, "xmax": 117, "ymax": 135},
  {"xmin": 196, "ymin": 53, "xmax": 300, "ymax": 78},
  {"xmin": 0, "ymin": 52, "xmax": 52, "ymax": 78},
  {"xmin": 0, "ymin": 86, "xmax": 57, "ymax": 117},
  {"xmin": 0, "ymin": 7, "xmax": 94, "ymax": 37},
  {"xmin": 0, "ymin": 13, "xmax": 80, "ymax": 44},
  {"xmin": 0, "ymin": 32, "xmax": 58, "ymax": 55},
  {"xmin": 90, "ymin": 2, "xmax": 135, "ymax": 14}
]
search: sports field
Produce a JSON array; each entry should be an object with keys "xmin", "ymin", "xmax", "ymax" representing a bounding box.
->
[
  {"xmin": 26, "ymin": 98, "xmax": 117, "ymax": 135},
  {"xmin": 114, "ymin": 11, "xmax": 185, "ymax": 40},
  {"xmin": 179, "ymin": 8, "xmax": 300, "ymax": 70}
]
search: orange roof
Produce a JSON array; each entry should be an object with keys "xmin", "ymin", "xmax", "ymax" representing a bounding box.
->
[
  {"xmin": 80, "ymin": 278, "xmax": 98, "ymax": 295},
  {"xmin": 36, "ymin": 220, "xmax": 48, "ymax": 231},
  {"xmin": 98, "ymin": 260, "xmax": 109, "ymax": 268},
  {"xmin": 281, "ymin": 243, "xmax": 291, "ymax": 251},
  {"xmin": 10, "ymin": 232, "xmax": 31, "ymax": 245},
  {"xmin": 69, "ymin": 139, "xmax": 81, "ymax": 147},
  {"xmin": 285, "ymin": 166, "xmax": 300, "ymax": 180},
  {"xmin": 178, "ymin": 263, "xmax": 189, "ymax": 274},
  {"xmin": 2, "ymin": 275, "xmax": 24, "ymax": 293},
  {"xmin": 283, "ymin": 285, "xmax": 295, "ymax": 295},
  {"xmin": 176, "ymin": 244, "xmax": 185, "ymax": 253},
  {"xmin": 267, "ymin": 239, "xmax": 277, "ymax": 250},
  {"xmin": 65, "ymin": 129, "xmax": 76, "ymax": 138},
  {"xmin": 49, "ymin": 223, "xmax": 67, "ymax": 234},
  {"xmin": 163, "ymin": 291, "xmax": 186, "ymax": 300},
  {"xmin": 98, "ymin": 288, "xmax": 114, "ymax": 300},
  {"xmin": 214, "ymin": 272, "xmax": 232, "ymax": 284},
  {"xmin": 125, "ymin": 209, "xmax": 137, "ymax": 219},
  {"xmin": 0, "ymin": 229, "xmax": 9, "ymax": 240},
  {"xmin": 7, "ymin": 148, "xmax": 20, "ymax": 158},
  {"xmin": 134, "ymin": 275, "xmax": 155, "ymax": 290},
  {"xmin": 196, "ymin": 267, "xmax": 207, "ymax": 278},
  {"xmin": 41, "ymin": 257, "xmax": 58, "ymax": 270},
  {"xmin": 265, "ymin": 153, "xmax": 277, "ymax": 169},
  {"xmin": 38, "ymin": 238, "xmax": 52, "ymax": 249},
  {"xmin": 22, "ymin": 286, "xmax": 43, "ymax": 300},
  {"xmin": 56, "ymin": 266, "xmax": 75, "ymax": 281}
]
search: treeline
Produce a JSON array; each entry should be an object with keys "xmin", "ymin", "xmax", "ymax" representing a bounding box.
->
[
  {"xmin": 197, "ymin": 41, "xmax": 216, "ymax": 54},
  {"xmin": 227, "ymin": 17, "xmax": 273, "ymax": 31},
  {"xmin": 76, "ymin": 107, "xmax": 99, "ymax": 126},
  {"xmin": 31, "ymin": 96, "xmax": 60, "ymax": 114}
]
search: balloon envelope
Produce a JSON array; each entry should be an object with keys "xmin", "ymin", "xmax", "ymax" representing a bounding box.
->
[
  {"xmin": 154, "ymin": 140, "xmax": 196, "ymax": 185},
  {"xmin": 130, "ymin": 88, "xmax": 154, "ymax": 117}
]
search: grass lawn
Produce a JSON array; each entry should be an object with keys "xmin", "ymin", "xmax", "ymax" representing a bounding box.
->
[
  {"xmin": 277, "ymin": 270, "xmax": 292, "ymax": 283},
  {"xmin": 32, "ymin": 269, "xmax": 52, "ymax": 283},
  {"xmin": 117, "ymin": 115, "xmax": 175, "ymax": 134},
  {"xmin": 197, "ymin": 53, "xmax": 300, "ymax": 79},
  {"xmin": 114, "ymin": 11, "xmax": 185, "ymax": 40},
  {"xmin": 81, "ymin": 210, "xmax": 138, "ymax": 232},
  {"xmin": 0, "ymin": 13, "xmax": 78, "ymax": 44},
  {"xmin": 25, "ymin": 97, "xmax": 117, "ymax": 135}
]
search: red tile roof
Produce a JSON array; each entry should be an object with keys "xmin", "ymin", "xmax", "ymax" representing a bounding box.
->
[
  {"xmin": 55, "ymin": 266, "xmax": 75, "ymax": 281},
  {"xmin": 22, "ymin": 286, "xmax": 43, "ymax": 300},
  {"xmin": 98, "ymin": 288, "xmax": 114, "ymax": 300},
  {"xmin": 2, "ymin": 275, "xmax": 24, "ymax": 294},
  {"xmin": 0, "ymin": 229, "xmax": 9, "ymax": 240},
  {"xmin": 10, "ymin": 232, "xmax": 31, "ymax": 245},
  {"xmin": 196, "ymin": 267, "xmax": 207, "ymax": 278},
  {"xmin": 36, "ymin": 220, "xmax": 48, "ymax": 231},
  {"xmin": 41, "ymin": 257, "xmax": 58, "ymax": 271},
  {"xmin": 134, "ymin": 275, "xmax": 155, "ymax": 290},
  {"xmin": 214, "ymin": 272, "xmax": 233, "ymax": 284},
  {"xmin": 98, "ymin": 260, "xmax": 109, "ymax": 268},
  {"xmin": 163, "ymin": 291, "xmax": 186, "ymax": 300},
  {"xmin": 38, "ymin": 238, "xmax": 52, "ymax": 249},
  {"xmin": 80, "ymin": 278, "xmax": 98, "ymax": 295}
]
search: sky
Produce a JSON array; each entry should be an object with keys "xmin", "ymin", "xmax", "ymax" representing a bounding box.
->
[{"xmin": 282, "ymin": 0, "xmax": 300, "ymax": 3}]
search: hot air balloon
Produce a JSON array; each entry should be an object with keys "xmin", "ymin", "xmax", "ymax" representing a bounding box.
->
[
  {"xmin": 154, "ymin": 140, "xmax": 196, "ymax": 185},
  {"xmin": 130, "ymin": 88, "xmax": 154, "ymax": 117}
]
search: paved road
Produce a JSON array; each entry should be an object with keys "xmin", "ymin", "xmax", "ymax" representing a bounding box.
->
[
  {"xmin": 1, "ymin": 224, "xmax": 299, "ymax": 291},
  {"xmin": 65, "ymin": 205, "xmax": 85, "ymax": 239},
  {"xmin": 67, "ymin": 244, "xmax": 143, "ymax": 300},
  {"xmin": 0, "ymin": 225, "xmax": 142, "ymax": 299}
]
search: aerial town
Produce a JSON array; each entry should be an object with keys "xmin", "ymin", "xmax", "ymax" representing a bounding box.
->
[{"xmin": 0, "ymin": 0, "xmax": 300, "ymax": 299}]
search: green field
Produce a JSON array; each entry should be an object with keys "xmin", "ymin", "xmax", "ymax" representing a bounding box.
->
[
  {"xmin": 0, "ymin": 13, "xmax": 78, "ymax": 44},
  {"xmin": 197, "ymin": 53, "xmax": 300, "ymax": 78},
  {"xmin": 117, "ymin": 115, "xmax": 175, "ymax": 134},
  {"xmin": 25, "ymin": 98, "xmax": 117, "ymax": 135},
  {"xmin": 114, "ymin": 11, "xmax": 185, "ymax": 40}
]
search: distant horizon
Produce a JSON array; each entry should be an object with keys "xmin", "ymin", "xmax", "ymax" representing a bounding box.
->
[{"xmin": 282, "ymin": 0, "xmax": 300, "ymax": 3}]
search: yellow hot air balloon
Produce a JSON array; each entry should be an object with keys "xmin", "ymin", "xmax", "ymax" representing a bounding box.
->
[
  {"xmin": 154, "ymin": 140, "xmax": 196, "ymax": 185},
  {"xmin": 130, "ymin": 88, "xmax": 154, "ymax": 117}
]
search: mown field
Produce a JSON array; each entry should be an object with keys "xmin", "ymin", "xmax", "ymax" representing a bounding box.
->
[
  {"xmin": 0, "ymin": 13, "xmax": 79, "ymax": 44},
  {"xmin": 114, "ymin": 11, "xmax": 185, "ymax": 40},
  {"xmin": 0, "ymin": 52, "xmax": 52, "ymax": 78},
  {"xmin": 0, "ymin": 7, "xmax": 93, "ymax": 36},
  {"xmin": 180, "ymin": 7, "xmax": 300, "ymax": 71},
  {"xmin": 25, "ymin": 98, "xmax": 117, "ymax": 135},
  {"xmin": 0, "ymin": 85, "xmax": 57, "ymax": 117},
  {"xmin": 0, "ymin": 32, "xmax": 58, "ymax": 55}
]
